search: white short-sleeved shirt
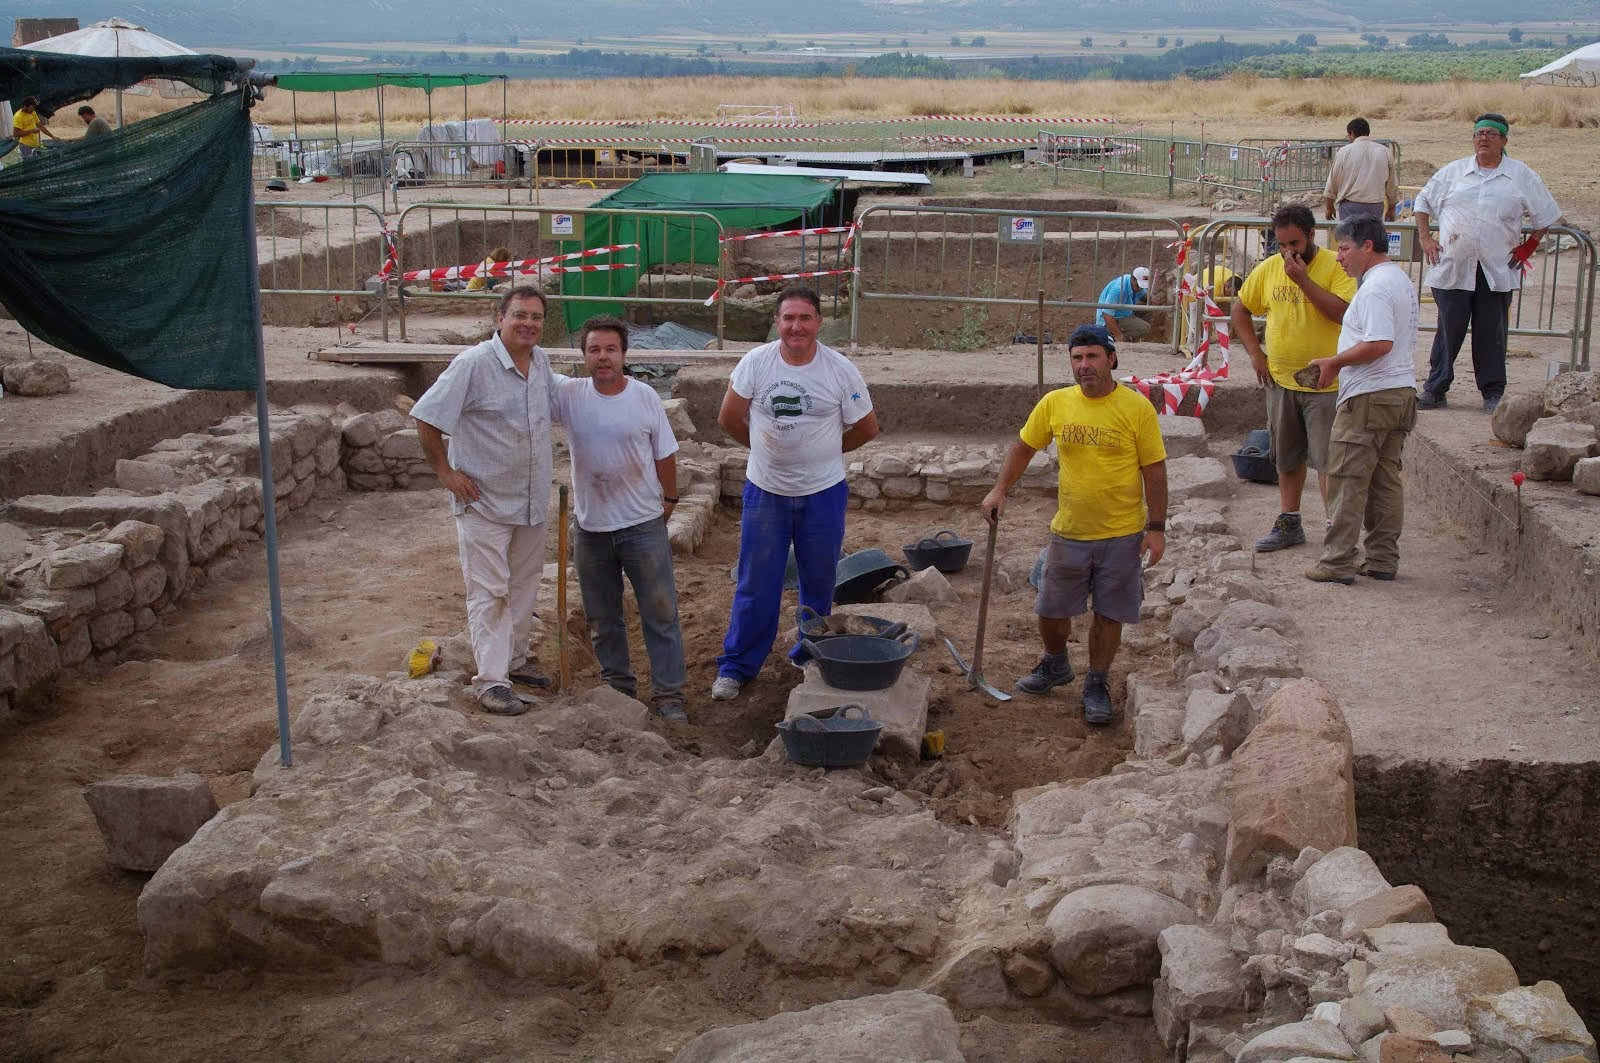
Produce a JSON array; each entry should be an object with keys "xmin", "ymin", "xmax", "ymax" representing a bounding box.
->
[
  {"xmin": 550, "ymin": 377, "xmax": 678, "ymax": 532},
  {"xmin": 729, "ymin": 341, "xmax": 874, "ymax": 497},
  {"xmin": 1335, "ymin": 261, "xmax": 1419, "ymax": 406},
  {"xmin": 408, "ymin": 333, "xmax": 554, "ymax": 526},
  {"xmin": 1414, "ymin": 156, "xmax": 1561, "ymax": 293}
]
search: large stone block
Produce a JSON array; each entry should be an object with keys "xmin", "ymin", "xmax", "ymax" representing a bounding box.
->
[
  {"xmin": 45, "ymin": 541, "xmax": 125, "ymax": 589},
  {"xmin": 115, "ymin": 459, "xmax": 185, "ymax": 493},
  {"xmin": 1156, "ymin": 924, "xmax": 1249, "ymax": 1019},
  {"xmin": 1167, "ymin": 456, "xmax": 1232, "ymax": 502},
  {"xmin": 1182, "ymin": 688, "xmax": 1251, "ymax": 754},
  {"xmin": 129, "ymin": 562, "xmax": 169, "ymax": 608},
  {"xmin": 1161, "ymin": 417, "xmax": 1209, "ymax": 459},
  {"xmin": 1219, "ymin": 644, "xmax": 1303, "ymax": 685},
  {"xmin": 1045, "ymin": 884, "xmax": 1198, "ymax": 996},
  {"xmin": 1466, "ymin": 982, "xmax": 1597, "ymax": 1063},
  {"xmin": 883, "ymin": 565, "xmax": 956, "ymax": 606},
  {"xmin": 2, "ymin": 358, "xmax": 71, "ymax": 395},
  {"xmin": 82, "ymin": 773, "xmax": 220, "ymax": 872},
  {"xmin": 1237, "ymin": 1019, "xmax": 1357, "ymax": 1063},
  {"xmin": 1339, "ymin": 885, "xmax": 1435, "ymax": 940},
  {"xmin": 94, "ymin": 568, "xmax": 135, "ymax": 612},
  {"xmin": 1490, "ymin": 392, "xmax": 1549, "ymax": 448},
  {"xmin": 1224, "ymin": 679, "xmax": 1355, "ymax": 885},
  {"xmin": 0, "ymin": 608, "xmax": 59, "ymax": 695},
  {"xmin": 341, "ymin": 412, "xmax": 379, "ymax": 447},
  {"xmin": 1131, "ymin": 672, "xmax": 1188, "ymax": 757},
  {"xmin": 660, "ymin": 397, "xmax": 697, "ymax": 440},
  {"xmin": 1358, "ymin": 943, "xmax": 1518, "ymax": 1029},
  {"xmin": 89, "ymin": 610, "xmax": 135, "ymax": 650},
  {"xmin": 1574, "ymin": 457, "xmax": 1600, "ymax": 496},
  {"xmin": 105, "ymin": 520, "xmax": 166, "ymax": 568},
  {"xmin": 670, "ymin": 990, "xmax": 963, "ymax": 1063},
  {"xmin": 786, "ymin": 666, "xmax": 932, "ymax": 762},
  {"xmin": 1543, "ymin": 370, "xmax": 1600, "ymax": 416},
  {"xmin": 1522, "ymin": 419, "xmax": 1599, "ymax": 482},
  {"xmin": 1299, "ymin": 846, "xmax": 1393, "ymax": 915}
]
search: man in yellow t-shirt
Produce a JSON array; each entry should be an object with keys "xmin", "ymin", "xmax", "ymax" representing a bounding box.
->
[
  {"xmin": 1230, "ymin": 203, "xmax": 1357, "ymax": 553},
  {"xmin": 982, "ymin": 323, "xmax": 1168, "ymax": 725},
  {"xmin": 12, "ymin": 96, "xmax": 60, "ymax": 160}
]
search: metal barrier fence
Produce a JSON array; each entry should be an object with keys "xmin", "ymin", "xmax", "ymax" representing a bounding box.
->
[
  {"xmin": 1191, "ymin": 219, "xmax": 1596, "ymax": 370},
  {"xmin": 391, "ymin": 203, "xmax": 728, "ymax": 345},
  {"xmin": 257, "ymin": 200, "xmax": 394, "ymax": 341},
  {"xmin": 522, "ymin": 142, "xmax": 696, "ymax": 196},
  {"xmin": 384, "ymin": 139, "xmax": 529, "ymax": 213},
  {"xmin": 848, "ymin": 204, "xmax": 1188, "ymax": 350}
]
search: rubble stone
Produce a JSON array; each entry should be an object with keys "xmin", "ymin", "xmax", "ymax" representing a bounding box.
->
[
  {"xmin": 82, "ymin": 773, "xmax": 220, "ymax": 872},
  {"xmin": 670, "ymin": 990, "xmax": 963, "ymax": 1063},
  {"xmin": 1522, "ymin": 419, "xmax": 1599, "ymax": 481},
  {"xmin": 1466, "ymin": 982, "xmax": 1597, "ymax": 1063},
  {"xmin": 1490, "ymin": 392, "xmax": 1548, "ymax": 448},
  {"xmin": 2, "ymin": 358, "xmax": 72, "ymax": 395},
  {"xmin": 1045, "ymin": 884, "xmax": 1198, "ymax": 996}
]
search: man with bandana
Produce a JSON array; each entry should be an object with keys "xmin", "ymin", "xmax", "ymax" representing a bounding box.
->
[{"xmin": 1413, "ymin": 113, "xmax": 1561, "ymax": 414}]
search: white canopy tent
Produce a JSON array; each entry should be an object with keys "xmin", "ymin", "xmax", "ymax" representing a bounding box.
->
[
  {"xmin": 22, "ymin": 17, "xmax": 202, "ymax": 127},
  {"xmin": 1520, "ymin": 42, "xmax": 1600, "ymax": 87}
]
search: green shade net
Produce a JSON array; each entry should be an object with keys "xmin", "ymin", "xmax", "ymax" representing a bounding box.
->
[
  {"xmin": 0, "ymin": 90, "xmax": 257, "ymax": 390},
  {"xmin": 562, "ymin": 172, "xmax": 837, "ymax": 331},
  {"xmin": 273, "ymin": 72, "xmax": 501, "ymax": 92},
  {"xmin": 1, "ymin": 45, "xmax": 245, "ymax": 116}
]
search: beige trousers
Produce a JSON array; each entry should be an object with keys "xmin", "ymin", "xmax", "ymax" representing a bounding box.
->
[
  {"xmin": 455, "ymin": 508, "xmax": 547, "ymax": 697},
  {"xmin": 1318, "ymin": 388, "xmax": 1417, "ymax": 576}
]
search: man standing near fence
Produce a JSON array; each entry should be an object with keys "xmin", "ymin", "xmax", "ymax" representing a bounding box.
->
[
  {"xmin": 1303, "ymin": 216, "xmax": 1420, "ymax": 584},
  {"xmin": 412, "ymin": 286, "xmax": 556, "ymax": 717},
  {"xmin": 712, "ymin": 285, "xmax": 879, "ymax": 701},
  {"xmin": 1231, "ymin": 203, "xmax": 1357, "ymax": 553},
  {"xmin": 552, "ymin": 315, "xmax": 688, "ymax": 723},
  {"xmin": 1323, "ymin": 118, "xmax": 1399, "ymax": 223}
]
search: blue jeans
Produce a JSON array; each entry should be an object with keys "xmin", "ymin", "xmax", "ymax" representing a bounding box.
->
[
  {"xmin": 574, "ymin": 516, "xmax": 685, "ymax": 701},
  {"xmin": 717, "ymin": 479, "xmax": 849, "ymax": 683}
]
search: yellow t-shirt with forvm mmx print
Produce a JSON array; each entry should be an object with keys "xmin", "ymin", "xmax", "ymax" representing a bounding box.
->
[
  {"xmin": 1020, "ymin": 384, "xmax": 1166, "ymax": 541},
  {"xmin": 1237, "ymin": 245, "xmax": 1357, "ymax": 393}
]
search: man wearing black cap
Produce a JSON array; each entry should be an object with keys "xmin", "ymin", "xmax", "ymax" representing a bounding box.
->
[{"xmin": 981, "ymin": 324, "xmax": 1168, "ymax": 725}]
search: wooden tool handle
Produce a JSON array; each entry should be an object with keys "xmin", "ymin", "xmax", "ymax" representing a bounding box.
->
[
  {"xmin": 972, "ymin": 517, "xmax": 999, "ymax": 677},
  {"xmin": 557, "ymin": 484, "xmax": 570, "ymax": 692}
]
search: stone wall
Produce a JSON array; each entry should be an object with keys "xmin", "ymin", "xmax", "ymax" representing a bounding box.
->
[{"xmin": 0, "ymin": 409, "xmax": 346, "ymax": 712}]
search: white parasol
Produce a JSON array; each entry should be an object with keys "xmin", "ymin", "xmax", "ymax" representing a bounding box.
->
[
  {"xmin": 1519, "ymin": 42, "xmax": 1600, "ymax": 88},
  {"xmin": 22, "ymin": 17, "xmax": 202, "ymax": 127}
]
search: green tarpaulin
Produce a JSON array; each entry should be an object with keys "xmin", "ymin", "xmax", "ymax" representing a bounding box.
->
[
  {"xmin": 563, "ymin": 173, "xmax": 838, "ymax": 331},
  {"xmin": 1, "ymin": 44, "xmax": 244, "ymax": 116},
  {"xmin": 0, "ymin": 90, "xmax": 257, "ymax": 390},
  {"xmin": 273, "ymin": 72, "xmax": 502, "ymax": 93}
]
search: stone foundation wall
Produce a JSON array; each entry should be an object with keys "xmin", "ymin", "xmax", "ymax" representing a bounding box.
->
[{"xmin": 0, "ymin": 409, "xmax": 347, "ymax": 712}]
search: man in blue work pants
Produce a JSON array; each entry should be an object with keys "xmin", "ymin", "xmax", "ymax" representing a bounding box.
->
[{"xmin": 711, "ymin": 285, "xmax": 879, "ymax": 701}]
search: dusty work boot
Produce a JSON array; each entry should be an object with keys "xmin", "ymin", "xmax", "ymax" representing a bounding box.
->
[
  {"xmin": 1016, "ymin": 652, "xmax": 1075, "ymax": 695},
  {"xmin": 1082, "ymin": 671, "xmax": 1113, "ymax": 726},
  {"xmin": 1304, "ymin": 564, "xmax": 1356, "ymax": 586},
  {"xmin": 1254, "ymin": 512, "xmax": 1306, "ymax": 552},
  {"xmin": 652, "ymin": 695, "xmax": 689, "ymax": 724},
  {"xmin": 1357, "ymin": 562, "xmax": 1397, "ymax": 582},
  {"xmin": 1417, "ymin": 390, "xmax": 1447, "ymax": 410},
  {"xmin": 479, "ymin": 685, "xmax": 527, "ymax": 717}
]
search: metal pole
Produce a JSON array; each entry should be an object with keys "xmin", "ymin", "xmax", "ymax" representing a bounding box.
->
[
  {"xmin": 503, "ymin": 76, "xmax": 511, "ymax": 206},
  {"xmin": 1036, "ymin": 289, "xmax": 1045, "ymax": 399},
  {"xmin": 243, "ymin": 97, "xmax": 294, "ymax": 769},
  {"xmin": 378, "ymin": 82, "xmax": 388, "ymax": 213}
]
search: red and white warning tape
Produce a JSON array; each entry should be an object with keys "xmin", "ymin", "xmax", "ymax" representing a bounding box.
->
[
  {"xmin": 720, "ymin": 224, "xmax": 857, "ymax": 244},
  {"xmin": 377, "ymin": 227, "xmax": 401, "ymax": 279},
  {"xmin": 400, "ymin": 244, "xmax": 637, "ymax": 283},
  {"xmin": 702, "ymin": 267, "xmax": 859, "ymax": 306},
  {"xmin": 500, "ymin": 115, "xmax": 1114, "ymax": 128},
  {"xmin": 1121, "ymin": 231, "xmax": 1230, "ymax": 417}
]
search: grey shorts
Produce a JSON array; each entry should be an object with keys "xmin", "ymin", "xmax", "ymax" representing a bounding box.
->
[
  {"xmin": 1034, "ymin": 532, "xmax": 1145, "ymax": 626},
  {"xmin": 1266, "ymin": 380, "xmax": 1337, "ymax": 473}
]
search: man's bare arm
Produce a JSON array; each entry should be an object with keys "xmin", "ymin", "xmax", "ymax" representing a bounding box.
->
[
  {"xmin": 717, "ymin": 387, "xmax": 752, "ymax": 447},
  {"xmin": 842, "ymin": 410, "xmax": 880, "ymax": 453},
  {"xmin": 655, "ymin": 454, "xmax": 678, "ymax": 520},
  {"xmin": 416, "ymin": 420, "xmax": 479, "ymax": 504},
  {"xmin": 979, "ymin": 439, "xmax": 1039, "ymax": 523}
]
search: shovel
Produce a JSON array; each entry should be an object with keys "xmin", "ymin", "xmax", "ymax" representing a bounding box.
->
[{"xmin": 945, "ymin": 516, "xmax": 1012, "ymax": 702}]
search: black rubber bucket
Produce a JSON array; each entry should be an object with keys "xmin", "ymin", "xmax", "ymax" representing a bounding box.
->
[
  {"xmin": 775, "ymin": 704, "xmax": 883, "ymax": 768},
  {"xmin": 902, "ymin": 529, "xmax": 974, "ymax": 573},
  {"xmin": 833, "ymin": 548, "xmax": 909, "ymax": 605},
  {"xmin": 800, "ymin": 631, "xmax": 920, "ymax": 691}
]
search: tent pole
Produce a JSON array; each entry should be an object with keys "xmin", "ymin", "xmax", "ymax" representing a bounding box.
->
[
  {"xmin": 243, "ymin": 100, "xmax": 295, "ymax": 769},
  {"xmin": 502, "ymin": 75, "xmax": 509, "ymax": 205},
  {"xmin": 378, "ymin": 83, "xmax": 388, "ymax": 213}
]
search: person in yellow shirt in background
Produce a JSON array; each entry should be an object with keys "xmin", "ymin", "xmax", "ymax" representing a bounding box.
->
[
  {"xmin": 12, "ymin": 96, "xmax": 60, "ymax": 160},
  {"xmin": 1231, "ymin": 204, "xmax": 1357, "ymax": 553},
  {"xmin": 981, "ymin": 323, "xmax": 1168, "ymax": 725},
  {"xmin": 466, "ymin": 246, "xmax": 512, "ymax": 293}
]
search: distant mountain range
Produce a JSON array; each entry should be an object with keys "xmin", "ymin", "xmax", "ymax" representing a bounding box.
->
[{"xmin": 3, "ymin": 0, "xmax": 1588, "ymax": 48}]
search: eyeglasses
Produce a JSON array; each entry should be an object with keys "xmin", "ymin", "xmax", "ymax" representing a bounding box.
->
[{"xmin": 1472, "ymin": 130, "xmax": 1504, "ymax": 140}]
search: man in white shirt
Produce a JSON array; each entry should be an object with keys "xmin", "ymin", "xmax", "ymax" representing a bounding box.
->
[
  {"xmin": 1322, "ymin": 117, "xmax": 1399, "ymax": 222},
  {"xmin": 711, "ymin": 285, "xmax": 880, "ymax": 700},
  {"xmin": 551, "ymin": 315, "xmax": 688, "ymax": 722},
  {"xmin": 1303, "ymin": 217, "xmax": 1421, "ymax": 586},
  {"xmin": 412, "ymin": 286, "xmax": 556, "ymax": 716},
  {"xmin": 1413, "ymin": 113, "xmax": 1562, "ymax": 413}
]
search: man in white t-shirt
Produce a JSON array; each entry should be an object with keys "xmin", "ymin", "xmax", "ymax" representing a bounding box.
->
[
  {"xmin": 711, "ymin": 285, "xmax": 880, "ymax": 700},
  {"xmin": 1303, "ymin": 216, "xmax": 1420, "ymax": 585},
  {"xmin": 551, "ymin": 315, "xmax": 687, "ymax": 722}
]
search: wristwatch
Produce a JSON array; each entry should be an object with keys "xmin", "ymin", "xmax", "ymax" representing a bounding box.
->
[
  {"xmin": 663, "ymin": 496, "xmax": 679, "ymax": 504},
  {"xmin": 1146, "ymin": 521, "xmax": 1166, "ymax": 532}
]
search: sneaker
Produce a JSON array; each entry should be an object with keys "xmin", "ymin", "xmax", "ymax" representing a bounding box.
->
[
  {"xmin": 479, "ymin": 684, "xmax": 527, "ymax": 716},
  {"xmin": 1483, "ymin": 394, "xmax": 1502, "ymax": 414},
  {"xmin": 1357, "ymin": 563, "xmax": 1396, "ymax": 582},
  {"xmin": 1416, "ymin": 391, "xmax": 1447, "ymax": 410},
  {"xmin": 1015, "ymin": 653, "xmax": 1075, "ymax": 695},
  {"xmin": 653, "ymin": 697, "xmax": 689, "ymax": 723},
  {"xmin": 710, "ymin": 676, "xmax": 742, "ymax": 701},
  {"xmin": 1082, "ymin": 672, "xmax": 1113, "ymax": 725},
  {"xmin": 509, "ymin": 663, "xmax": 554, "ymax": 689},
  {"xmin": 1254, "ymin": 512, "xmax": 1307, "ymax": 553},
  {"xmin": 1304, "ymin": 564, "xmax": 1356, "ymax": 586}
]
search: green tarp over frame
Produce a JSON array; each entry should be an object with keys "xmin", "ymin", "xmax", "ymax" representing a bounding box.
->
[
  {"xmin": 272, "ymin": 72, "xmax": 502, "ymax": 93},
  {"xmin": 561, "ymin": 172, "xmax": 838, "ymax": 331}
]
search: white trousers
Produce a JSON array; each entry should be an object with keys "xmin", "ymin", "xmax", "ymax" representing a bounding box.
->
[{"xmin": 455, "ymin": 509, "xmax": 548, "ymax": 697}]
